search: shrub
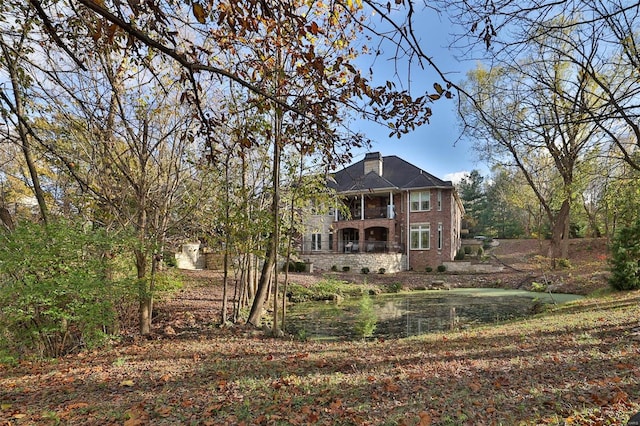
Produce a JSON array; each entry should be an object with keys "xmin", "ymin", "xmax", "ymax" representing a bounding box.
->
[
  {"xmin": 531, "ymin": 281, "xmax": 547, "ymax": 292},
  {"xmin": 437, "ymin": 265, "xmax": 447, "ymax": 273},
  {"xmin": 378, "ymin": 268, "xmax": 386, "ymax": 274},
  {"xmin": 361, "ymin": 267, "xmax": 370, "ymax": 274},
  {"xmin": 455, "ymin": 251, "xmax": 465, "ymax": 260},
  {"xmin": 353, "ymin": 295, "xmax": 377, "ymax": 339},
  {"xmin": 286, "ymin": 277, "xmax": 358, "ymax": 302},
  {"xmin": 609, "ymin": 217, "xmax": 640, "ymax": 290},
  {"xmin": 476, "ymin": 246, "xmax": 484, "ymax": 257},
  {"xmin": 425, "ymin": 266, "xmax": 433, "ymax": 272},
  {"xmin": 556, "ymin": 258, "xmax": 571, "ymax": 268},
  {"xmin": 331, "ymin": 265, "xmax": 338, "ymax": 272},
  {"xmin": 163, "ymin": 251, "xmax": 177, "ymax": 267},
  {"xmin": 464, "ymin": 246, "xmax": 472, "ymax": 254},
  {"xmin": 284, "ymin": 261, "xmax": 306, "ymax": 272},
  {"xmin": 0, "ymin": 220, "xmax": 129, "ymax": 358},
  {"xmin": 386, "ymin": 282, "xmax": 403, "ymax": 293},
  {"xmin": 342, "ymin": 266, "xmax": 351, "ymax": 272}
]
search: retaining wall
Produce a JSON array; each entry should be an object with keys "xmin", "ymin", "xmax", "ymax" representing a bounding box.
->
[{"xmin": 300, "ymin": 253, "xmax": 407, "ymax": 273}]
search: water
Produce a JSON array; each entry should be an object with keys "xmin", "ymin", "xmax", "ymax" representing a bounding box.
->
[{"xmin": 285, "ymin": 288, "xmax": 583, "ymax": 340}]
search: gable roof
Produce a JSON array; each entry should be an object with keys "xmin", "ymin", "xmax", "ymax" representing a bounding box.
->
[{"xmin": 329, "ymin": 153, "xmax": 453, "ymax": 193}]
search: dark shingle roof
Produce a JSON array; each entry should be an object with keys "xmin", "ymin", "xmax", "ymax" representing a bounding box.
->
[{"xmin": 329, "ymin": 154, "xmax": 452, "ymax": 192}]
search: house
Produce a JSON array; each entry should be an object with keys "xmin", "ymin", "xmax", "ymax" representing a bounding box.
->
[{"xmin": 301, "ymin": 152, "xmax": 464, "ymax": 272}]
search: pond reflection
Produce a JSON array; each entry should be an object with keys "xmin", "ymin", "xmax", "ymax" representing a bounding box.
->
[{"xmin": 285, "ymin": 288, "xmax": 582, "ymax": 340}]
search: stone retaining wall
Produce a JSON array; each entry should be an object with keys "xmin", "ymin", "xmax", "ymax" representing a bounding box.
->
[
  {"xmin": 300, "ymin": 253, "xmax": 407, "ymax": 273},
  {"xmin": 442, "ymin": 261, "xmax": 504, "ymax": 273}
]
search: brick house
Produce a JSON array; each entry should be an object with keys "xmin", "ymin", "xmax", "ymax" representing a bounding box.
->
[{"xmin": 301, "ymin": 152, "xmax": 464, "ymax": 272}]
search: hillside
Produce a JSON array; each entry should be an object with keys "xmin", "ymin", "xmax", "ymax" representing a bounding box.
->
[{"xmin": 3, "ymin": 238, "xmax": 639, "ymax": 425}]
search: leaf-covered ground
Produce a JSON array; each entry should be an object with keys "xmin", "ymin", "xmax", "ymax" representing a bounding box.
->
[{"xmin": 2, "ymin": 239, "xmax": 640, "ymax": 425}]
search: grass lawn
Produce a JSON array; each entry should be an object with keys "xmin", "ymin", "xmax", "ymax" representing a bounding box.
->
[{"xmin": 1, "ymin": 281, "xmax": 639, "ymax": 425}]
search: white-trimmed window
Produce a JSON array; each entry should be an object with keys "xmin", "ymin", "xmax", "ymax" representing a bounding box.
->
[
  {"xmin": 410, "ymin": 190, "xmax": 431, "ymax": 211},
  {"xmin": 410, "ymin": 223, "xmax": 430, "ymax": 250},
  {"xmin": 437, "ymin": 190, "xmax": 442, "ymax": 211},
  {"xmin": 437, "ymin": 223, "xmax": 443, "ymax": 250},
  {"xmin": 311, "ymin": 234, "xmax": 322, "ymax": 251}
]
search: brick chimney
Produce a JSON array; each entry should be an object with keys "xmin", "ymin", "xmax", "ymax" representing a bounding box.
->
[{"xmin": 364, "ymin": 152, "xmax": 383, "ymax": 176}]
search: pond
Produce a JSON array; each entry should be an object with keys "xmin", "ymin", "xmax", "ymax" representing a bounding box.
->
[{"xmin": 284, "ymin": 288, "xmax": 583, "ymax": 340}]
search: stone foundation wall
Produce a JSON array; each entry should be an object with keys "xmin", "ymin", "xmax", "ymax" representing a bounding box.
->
[
  {"xmin": 300, "ymin": 253, "xmax": 407, "ymax": 273},
  {"xmin": 442, "ymin": 261, "xmax": 504, "ymax": 273}
]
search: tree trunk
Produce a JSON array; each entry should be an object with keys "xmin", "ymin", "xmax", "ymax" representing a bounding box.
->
[
  {"xmin": 547, "ymin": 200, "xmax": 570, "ymax": 268},
  {"xmin": 2, "ymin": 43, "xmax": 49, "ymax": 224},
  {"xmin": 135, "ymin": 249, "xmax": 152, "ymax": 335},
  {"xmin": 247, "ymin": 241, "xmax": 274, "ymax": 326}
]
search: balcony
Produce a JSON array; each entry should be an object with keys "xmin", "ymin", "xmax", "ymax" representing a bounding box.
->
[
  {"xmin": 337, "ymin": 205, "xmax": 396, "ymax": 221},
  {"xmin": 299, "ymin": 239, "xmax": 405, "ymax": 255}
]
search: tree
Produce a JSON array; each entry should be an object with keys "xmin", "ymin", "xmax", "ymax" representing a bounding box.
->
[
  {"xmin": 483, "ymin": 167, "xmax": 527, "ymax": 239},
  {"xmin": 28, "ymin": 43, "xmax": 205, "ymax": 334},
  {"xmin": 0, "ymin": 10, "xmax": 50, "ymax": 223},
  {"xmin": 8, "ymin": 0, "xmax": 461, "ymax": 335},
  {"xmin": 438, "ymin": 0, "xmax": 640, "ymax": 172},
  {"xmin": 461, "ymin": 22, "xmax": 606, "ymax": 265},
  {"xmin": 609, "ymin": 215, "xmax": 640, "ymax": 291},
  {"xmin": 457, "ymin": 170, "xmax": 487, "ymax": 237}
]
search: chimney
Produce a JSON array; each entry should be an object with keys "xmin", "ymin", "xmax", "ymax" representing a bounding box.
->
[{"xmin": 364, "ymin": 152, "xmax": 383, "ymax": 176}]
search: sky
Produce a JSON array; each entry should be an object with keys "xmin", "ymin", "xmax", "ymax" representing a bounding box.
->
[{"xmin": 347, "ymin": 6, "xmax": 490, "ymax": 184}]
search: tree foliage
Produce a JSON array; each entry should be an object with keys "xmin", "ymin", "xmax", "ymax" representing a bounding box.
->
[
  {"xmin": 609, "ymin": 216, "xmax": 640, "ymax": 291},
  {"xmin": 0, "ymin": 220, "xmax": 131, "ymax": 358}
]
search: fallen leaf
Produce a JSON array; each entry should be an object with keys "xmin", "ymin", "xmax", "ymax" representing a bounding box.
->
[
  {"xmin": 155, "ymin": 405, "xmax": 172, "ymax": 417},
  {"xmin": 418, "ymin": 411, "xmax": 432, "ymax": 425}
]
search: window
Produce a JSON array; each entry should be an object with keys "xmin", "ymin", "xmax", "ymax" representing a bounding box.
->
[
  {"xmin": 410, "ymin": 190, "xmax": 430, "ymax": 211},
  {"xmin": 437, "ymin": 223, "xmax": 443, "ymax": 250},
  {"xmin": 311, "ymin": 234, "xmax": 322, "ymax": 251},
  {"xmin": 437, "ymin": 190, "xmax": 442, "ymax": 211},
  {"xmin": 410, "ymin": 224, "xmax": 430, "ymax": 250}
]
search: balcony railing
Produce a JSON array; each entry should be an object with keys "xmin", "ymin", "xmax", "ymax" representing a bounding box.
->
[
  {"xmin": 337, "ymin": 205, "xmax": 396, "ymax": 221},
  {"xmin": 300, "ymin": 239, "xmax": 404, "ymax": 254}
]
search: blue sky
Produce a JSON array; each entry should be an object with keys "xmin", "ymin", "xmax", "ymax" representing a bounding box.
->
[{"xmin": 348, "ymin": 6, "xmax": 489, "ymax": 183}]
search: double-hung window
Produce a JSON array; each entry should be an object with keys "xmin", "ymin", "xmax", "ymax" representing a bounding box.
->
[
  {"xmin": 437, "ymin": 223, "xmax": 443, "ymax": 250},
  {"xmin": 311, "ymin": 234, "xmax": 322, "ymax": 251},
  {"xmin": 410, "ymin": 190, "xmax": 430, "ymax": 211},
  {"xmin": 410, "ymin": 223, "xmax": 430, "ymax": 250}
]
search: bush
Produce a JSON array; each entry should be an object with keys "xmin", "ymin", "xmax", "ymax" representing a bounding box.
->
[
  {"xmin": 331, "ymin": 265, "xmax": 338, "ymax": 272},
  {"xmin": 531, "ymin": 281, "xmax": 547, "ymax": 292},
  {"xmin": 455, "ymin": 251, "xmax": 465, "ymax": 260},
  {"xmin": 360, "ymin": 267, "xmax": 370, "ymax": 274},
  {"xmin": 464, "ymin": 246, "xmax": 472, "ymax": 254},
  {"xmin": 437, "ymin": 265, "xmax": 447, "ymax": 273},
  {"xmin": 0, "ymin": 220, "xmax": 130, "ymax": 358},
  {"xmin": 284, "ymin": 261, "xmax": 306, "ymax": 272},
  {"xmin": 286, "ymin": 277, "xmax": 358, "ymax": 302},
  {"xmin": 425, "ymin": 266, "xmax": 433, "ymax": 273},
  {"xmin": 342, "ymin": 266, "xmax": 351, "ymax": 272},
  {"xmin": 378, "ymin": 268, "xmax": 386, "ymax": 274},
  {"xmin": 386, "ymin": 282, "xmax": 403, "ymax": 293},
  {"xmin": 609, "ymin": 218, "xmax": 640, "ymax": 290},
  {"xmin": 353, "ymin": 295, "xmax": 377, "ymax": 339}
]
